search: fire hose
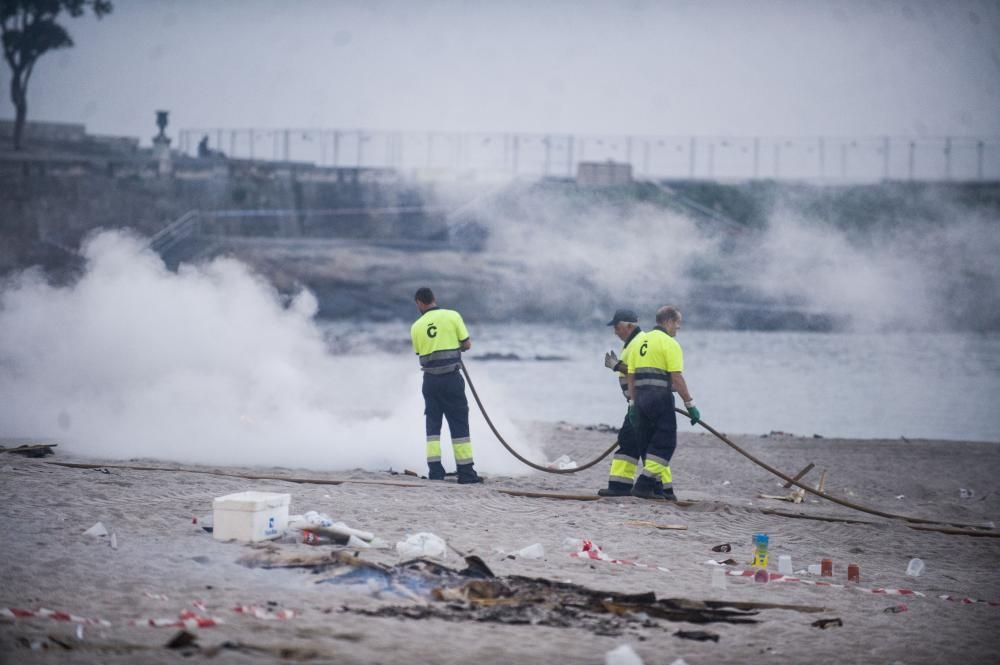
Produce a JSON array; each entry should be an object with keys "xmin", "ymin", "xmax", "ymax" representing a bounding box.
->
[{"xmin": 461, "ymin": 361, "xmax": 994, "ymax": 531}]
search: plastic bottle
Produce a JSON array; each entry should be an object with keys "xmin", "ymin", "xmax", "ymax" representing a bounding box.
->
[
  {"xmin": 751, "ymin": 533, "xmax": 769, "ymax": 568},
  {"xmin": 906, "ymin": 558, "xmax": 925, "ymax": 577},
  {"xmin": 778, "ymin": 555, "xmax": 793, "ymax": 575}
]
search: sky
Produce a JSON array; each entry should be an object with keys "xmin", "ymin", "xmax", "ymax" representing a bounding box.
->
[{"xmin": 2, "ymin": 0, "xmax": 999, "ymax": 145}]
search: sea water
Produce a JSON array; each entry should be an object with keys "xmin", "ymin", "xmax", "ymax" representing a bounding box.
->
[{"xmin": 321, "ymin": 322, "xmax": 1000, "ymax": 443}]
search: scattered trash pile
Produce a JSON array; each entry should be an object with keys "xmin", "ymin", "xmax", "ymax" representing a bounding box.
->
[
  {"xmin": 290, "ymin": 511, "xmax": 384, "ymax": 549},
  {"xmin": 339, "ymin": 557, "xmax": 765, "ymax": 635},
  {"xmin": 239, "ymin": 549, "xmax": 777, "ymax": 636}
]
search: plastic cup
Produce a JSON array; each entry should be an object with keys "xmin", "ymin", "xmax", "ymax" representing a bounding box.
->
[
  {"xmin": 821, "ymin": 559, "xmax": 833, "ymax": 577},
  {"xmin": 906, "ymin": 558, "xmax": 925, "ymax": 577},
  {"xmin": 778, "ymin": 555, "xmax": 793, "ymax": 575},
  {"xmin": 847, "ymin": 563, "xmax": 860, "ymax": 583}
]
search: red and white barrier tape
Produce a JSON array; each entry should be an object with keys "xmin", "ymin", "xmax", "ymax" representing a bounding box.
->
[
  {"xmin": 726, "ymin": 569, "xmax": 925, "ymax": 596},
  {"xmin": 0, "ymin": 607, "xmax": 111, "ymax": 627},
  {"xmin": 128, "ymin": 609, "xmax": 222, "ymax": 629},
  {"xmin": 569, "ymin": 540, "xmax": 670, "ymax": 573},
  {"xmin": 728, "ymin": 569, "xmax": 1000, "ymax": 607},
  {"xmin": 938, "ymin": 595, "xmax": 1000, "ymax": 607},
  {"xmin": 233, "ymin": 605, "xmax": 296, "ymax": 620}
]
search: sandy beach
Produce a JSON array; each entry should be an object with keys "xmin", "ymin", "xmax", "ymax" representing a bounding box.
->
[{"xmin": 2, "ymin": 424, "xmax": 999, "ymax": 664}]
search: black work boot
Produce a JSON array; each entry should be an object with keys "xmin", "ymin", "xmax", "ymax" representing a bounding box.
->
[
  {"xmin": 427, "ymin": 461, "xmax": 446, "ymax": 481},
  {"xmin": 456, "ymin": 464, "xmax": 483, "ymax": 484},
  {"xmin": 661, "ymin": 487, "xmax": 678, "ymax": 502},
  {"xmin": 598, "ymin": 481, "xmax": 633, "ymax": 497},
  {"xmin": 630, "ymin": 475, "xmax": 666, "ymax": 500}
]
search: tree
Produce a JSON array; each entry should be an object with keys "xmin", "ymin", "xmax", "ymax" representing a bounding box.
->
[{"xmin": 1, "ymin": 0, "xmax": 112, "ymax": 150}]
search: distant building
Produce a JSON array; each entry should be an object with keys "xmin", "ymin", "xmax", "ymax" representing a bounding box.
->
[
  {"xmin": 576, "ymin": 160, "xmax": 633, "ymax": 186},
  {"xmin": 0, "ymin": 119, "xmax": 87, "ymax": 142},
  {"xmin": 0, "ymin": 119, "xmax": 139, "ymax": 155}
]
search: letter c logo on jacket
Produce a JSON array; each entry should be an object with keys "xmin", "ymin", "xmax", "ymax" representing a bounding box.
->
[
  {"xmin": 427, "ymin": 324, "xmax": 438, "ymax": 338},
  {"xmin": 639, "ymin": 341, "xmax": 648, "ymax": 356}
]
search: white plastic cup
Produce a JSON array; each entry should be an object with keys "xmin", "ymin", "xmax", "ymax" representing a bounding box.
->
[
  {"xmin": 711, "ymin": 566, "xmax": 727, "ymax": 589},
  {"xmin": 778, "ymin": 555, "xmax": 793, "ymax": 575},
  {"xmin": 906, "ymin": 558, "xmax": 925, "ymax": 577}
]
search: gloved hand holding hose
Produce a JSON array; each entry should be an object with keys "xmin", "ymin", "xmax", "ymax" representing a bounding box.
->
[{"xmin": 685, "ymin": 400, "xmax": 701, "ymax": 426}]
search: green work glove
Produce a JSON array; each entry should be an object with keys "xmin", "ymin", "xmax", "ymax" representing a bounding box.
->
[
  {"xmin": 687, "ymin": 404, "xmax": 701, "ymax": 426},
  {"xmin": 627, "ymin": 401, "xmax": 637, "ymax": 426}
]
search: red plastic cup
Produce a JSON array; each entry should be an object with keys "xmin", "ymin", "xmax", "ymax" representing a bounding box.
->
[
  {"xmin": 821, "ymin": 559, "xmax": 833, "ymax": 577},
  {"xmin": 847, "ymin": 563, "xmax": 860, "ymax": 583}
]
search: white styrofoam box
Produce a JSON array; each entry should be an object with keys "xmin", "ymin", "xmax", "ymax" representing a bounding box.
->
[{"xmin": 212, "ymin": 491, "xmax": 291, "ymax": 542}]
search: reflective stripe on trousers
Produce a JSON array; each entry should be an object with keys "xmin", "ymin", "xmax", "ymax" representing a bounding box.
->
[
  {"xmin": 452, "ymin": 436, "xmax": 473, "ymax": 466},
  {"xmin": 607, "ymin": 411, "xmax": 642, "ymax": 486},
  {"xmin": 426, "ymin": 436, "xmax": 442, "ymax": 463},
  {"xmin": 423, "ymin": 371, "xmax": 475, "ymax": 465},
  {"xmin": 609, "ymin": 454, "xmax": 638, "ymax": 484},
  {"xmin": 636, "ymin": 387, "xmax": 677, "ymax": 489},
  {"xmin": 639, "ymin": 453, "xmax": 673, "ymax": 489}
]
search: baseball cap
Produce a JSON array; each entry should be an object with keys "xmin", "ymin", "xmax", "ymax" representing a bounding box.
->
[{"xmin": 606, "ymin": 308, "xmax": 638, "ymax": 326}]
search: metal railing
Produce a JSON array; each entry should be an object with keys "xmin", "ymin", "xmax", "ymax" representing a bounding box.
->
[{"xmin": 178, "ymin": 128, "xmax": 1000, "ymax": 183}]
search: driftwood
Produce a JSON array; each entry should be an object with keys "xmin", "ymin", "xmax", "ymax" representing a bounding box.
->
[
  {"xmin": 46, "ymin": 462, "xmax": 422, "ymax": 488},
  {"xmin": 782, "ymin": 462, "xmax": 815, "ymax": 488},
  {"xmin": 496, "ymin": 489, "xmax": 602, "ymax": 501},
  {"xmin": 758, "ymin": 507, "xmax": 1000, "ymax": 538},
  {"xmin": 816, "ymin": 470, "xmax": 828, "ymax": 493},
  {"xmin": 1, "ymin": 443, "xmax": 57, "ymax": 458},
  {"xmin": 625, "ymin": 519, "xmax": 688, "ymax": 531},
  {"xmin": 759, "ymin": 508, "xmax": 878, "ymax": 526}
]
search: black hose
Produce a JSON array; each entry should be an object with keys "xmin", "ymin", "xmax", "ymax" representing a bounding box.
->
[
  {"xmin": 463, "ymin": 361, "xmax": 994, "ymax": 531},
  {"xmin": 461, "ymin": 361, "xmax": 618, "ymax": 473}
]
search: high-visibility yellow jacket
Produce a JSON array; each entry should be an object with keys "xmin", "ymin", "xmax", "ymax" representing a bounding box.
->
[
  {"xmin": 411, "ymin": 307, "xmax": 469, "ymax": 374},
  {"xmin": 628, "ymin": 326, "xmax": 683, "ymax": 391}
]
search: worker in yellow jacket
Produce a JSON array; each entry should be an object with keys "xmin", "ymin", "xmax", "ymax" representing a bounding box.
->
[
  {"xmin": 627, "ymin": 306, "xmax": 701, "ymax": 501},
  {"xmin": 598, "ymin": 308, "xmax": 645, "ymax": 496},
  {"xmin": 410, "ymin": 287, "xmax": 482, "ymax": 484}
]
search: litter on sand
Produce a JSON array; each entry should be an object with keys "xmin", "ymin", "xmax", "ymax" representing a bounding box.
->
[{"xmin": 83, "ymin": 522, "xmax": 108, "ymax": 537}]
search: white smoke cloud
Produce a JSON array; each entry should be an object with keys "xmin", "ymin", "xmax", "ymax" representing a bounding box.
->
[
  {"xmin": 0, "ymin": 230, "xmax": 539, "ymax": 474},
  {"xmin": 459, "ymin": 184, "xmax": 720, "ymax": 320},
  {"xmin": 447, "ymin": 183, "xmax": 1000, "ymax": 332}
]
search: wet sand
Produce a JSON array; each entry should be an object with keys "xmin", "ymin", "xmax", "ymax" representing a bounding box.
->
[{"xmin": 1, "ymin": 425, "xmax": 999, "ymax": 664}]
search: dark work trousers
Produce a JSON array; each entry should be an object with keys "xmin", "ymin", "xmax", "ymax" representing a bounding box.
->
[
  {"xmin": 636, "ymin": 388, "xmax": 678, "ymax": 467},
  {"xmin": 617, "ymin": 413, "xmax": 642, "ymax": 460},
  {"xmin": 422, "ymin": 371, "xmax": 470, "ymax": 443}
]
